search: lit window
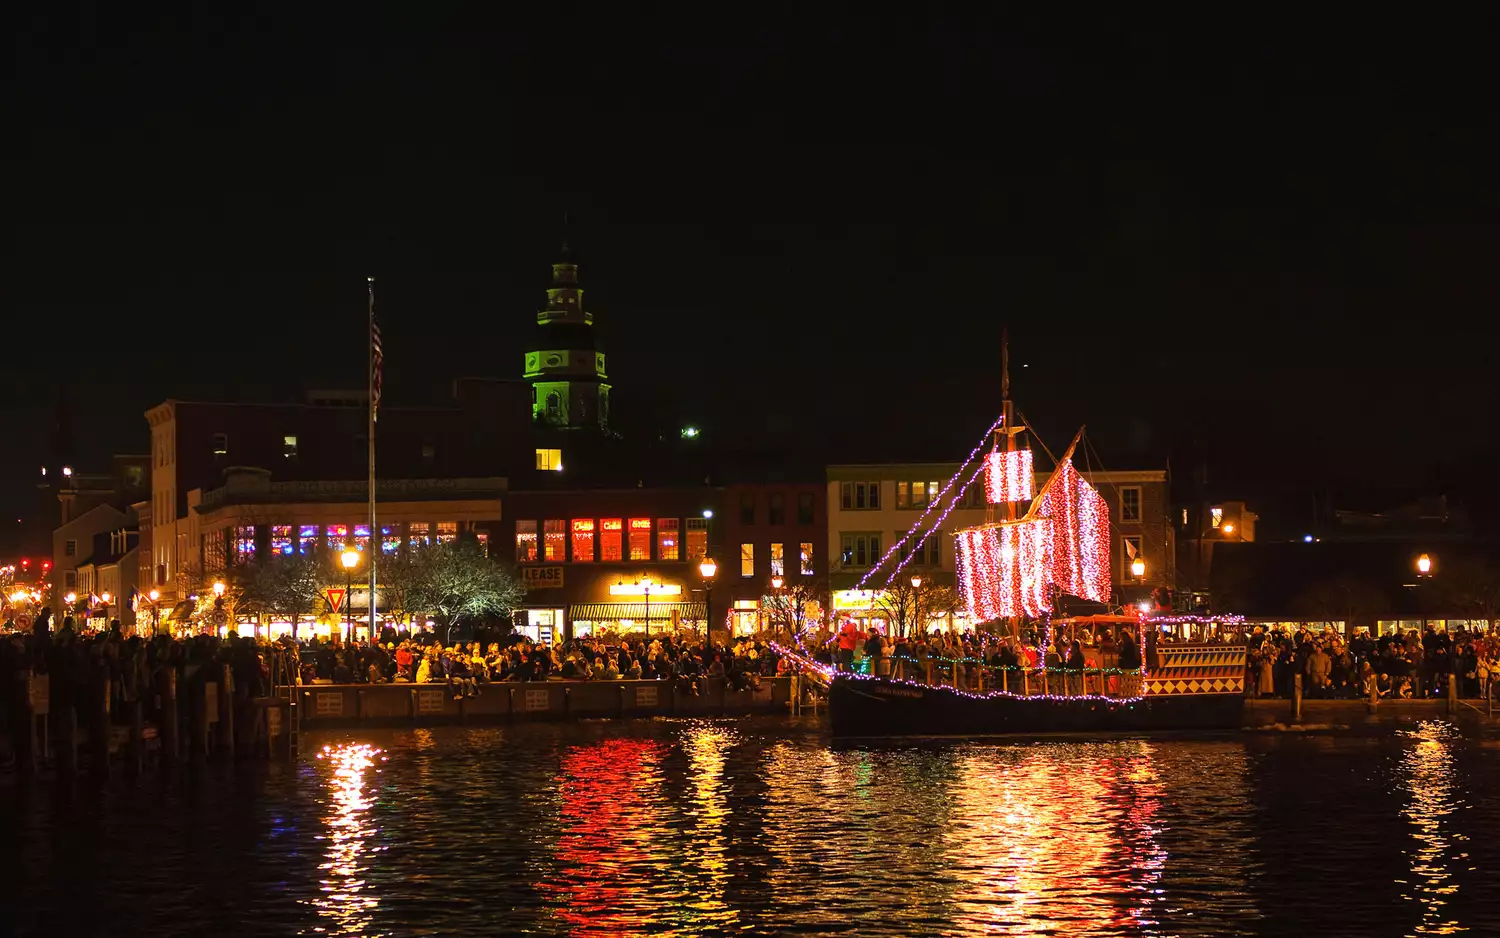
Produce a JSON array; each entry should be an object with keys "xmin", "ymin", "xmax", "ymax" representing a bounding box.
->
[
  {"xmin": 740, "ymin": 543, "xmax": 754, "ymax": 577},
  {"xmin": 283, "ymin": 435, "xmax": 298, "ymax": 458},
  {"xmin": 1123, "ymin": 536, "xmax": 1144, "ymax": 580},
  {"xmin": 326, "ymin": 524, "xmax": 350, "ymax": 551},
  {"xmin": 409, "ymin": 522, "xmax": 431, "ymax": 548},
  {"xmin": 212, "ymin": 433, "xmax": 228, "ymax": 456},
  {"xmin": 628, "ymin": 518, "xmax": 651, "ymax": 560},
  {"xmin": 353, "ymin": 525, "xmax": 372, "ymax": 552},
  {"xmin": 381, "ymin": 525, "xmax": 400, "ymax": 555},
  {"xmin": 800, "ymin": 542, "xmax": 814, "ymax": 575},
  {"xmin": 271, "ymin": 525, "xmax": 294, "ymax": 555},
  {"xmin": 770, "ymin": 542, "xmax": 784, "ymax": 576},
  {"xmin": 1210, "ymin": 507, "xmax": 1223, "ymax": 529},
  {"xmin": 600, "ymin": 519, "xmax": 623, "ymax": 561},
  {"xmin": 536, "ymin": 448, "xmax": 563, "ymax": 471},
  {"xmin": 543, "ymin": 520, "xmax": 566, "ymax": 561},
  {"xmin": 436, "ymin": 522, "xmax": 458, "ymax": 545},
  {"xmin": 571, "ymin": 519, "xmax": 596, "ymax": 561},
  {"xmin": 686, "ymin": 517, "xmax": 708, "ymax": 559},
  {"xmin": 515, "ymin": 521, "xmax": 538, "ymax": 562},
  {"xmin": 234, "ymin": 525, "xmax": 256, "ymax": 559},
  {"xmin": 298, "ymin": 525, "xmax": 318, "ymax": 554},
  {"xmin": 1120, "ymin": 487, "xmax": 1142, "ymax": 522},
  {"xmin": 657, "ymin": 518, "xmax": 680, "ymax": 561},
  {"xmin": 475, "ymin": 531, "xmax": 489, "ymax": 556}
]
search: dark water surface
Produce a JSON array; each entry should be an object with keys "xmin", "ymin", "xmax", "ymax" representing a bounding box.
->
[{"xmin": 9, "ymin": 717, "xmax": 1500, "ymax": 936}]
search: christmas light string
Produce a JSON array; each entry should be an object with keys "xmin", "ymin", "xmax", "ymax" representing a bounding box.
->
[
  {"xmin": 1143, "ymin": 614, "xmax": 1246, "ymax": 627},
  {"xmin": 857, "ymin": 416, "xmax": 1004, "ymax": 590},
  {"xmin": 984, "ymin": 448, "xmax": 1034, "ymax": 504},
  {"xmin": 769, "ymin": 642, "xmax": 1145, "ymax": 705},
  {"xmin": 877, "ymin": 456, "xmax": 988, "ymax": 589}
]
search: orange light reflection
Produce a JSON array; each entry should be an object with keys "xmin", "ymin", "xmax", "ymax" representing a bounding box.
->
[{"xmin": 310, "ymin": 742, "xmax": 383, "ymax": 935}]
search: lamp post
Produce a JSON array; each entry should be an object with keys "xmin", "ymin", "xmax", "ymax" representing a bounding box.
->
[
  {"xmin": 342, "ymin": 548, "xmax": 360, "ymax": 645},
  {"xmin": 699, "ymin": 556, "xmax": 718, "ymax": 638},
  {"xmin": 100, "ymin": 591, "xmax": 113, "ymax": 626},
  {"xmin": 640, "ymin": 575, "xmax": 654, "ymax": 637},
  {"xmin": 148, "ymin": 588, "xmax": 161, "ymax": 636},
  {"xmin": 910, "ymin": 573, "xmax": 923, "ymax": 637}
]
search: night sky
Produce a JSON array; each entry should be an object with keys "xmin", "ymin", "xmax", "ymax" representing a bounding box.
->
[{"xmin": 8, "ymin": 7, "xmax": 1496, "ymax": 539}]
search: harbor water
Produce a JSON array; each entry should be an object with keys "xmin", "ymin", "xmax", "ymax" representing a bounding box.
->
[{"xmin": 9, "ymin": 716, "xmax": 1500, "ymax": 936}]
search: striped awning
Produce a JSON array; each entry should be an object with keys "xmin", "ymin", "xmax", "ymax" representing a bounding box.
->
[{"xmin": 569, "ymin": 602, "xmax": 706, "ymax": 621}]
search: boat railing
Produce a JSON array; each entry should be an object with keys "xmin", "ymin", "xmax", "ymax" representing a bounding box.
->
[{"xmin": 878, "ymin": 654, "xmax": 1143, "ymax": 699}]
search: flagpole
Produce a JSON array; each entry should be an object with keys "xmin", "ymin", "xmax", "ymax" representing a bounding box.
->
[{"xmin": 367, "ymin": 276, "xmax": 378, "ymax": 644}]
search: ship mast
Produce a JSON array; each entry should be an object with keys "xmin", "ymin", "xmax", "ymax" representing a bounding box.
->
[{"xmin": 994, "ymin": 328, "xmax": 1027, "ymax": 524}]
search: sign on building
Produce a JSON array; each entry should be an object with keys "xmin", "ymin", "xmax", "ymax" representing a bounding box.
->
[{"xmin": 522, "ymin": 566, "xmax": 565, "ymax": 588}]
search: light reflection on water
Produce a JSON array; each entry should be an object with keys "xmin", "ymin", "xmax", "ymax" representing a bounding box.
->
[
  {"xmin": 1397, "ymin": 721, "xmax": 1467, "ymax": 936},
  {"xmin": 10, "ymin": 718, "xmax": 1500, "ymax": 937}
]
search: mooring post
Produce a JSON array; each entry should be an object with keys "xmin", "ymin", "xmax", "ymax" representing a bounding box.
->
[
  {"xmin": 160, "ymin": 667, "xmax": 179, "ymax": 764},
  {"xmin": 1367, "ymin": 670, "xmax": 1379, "ymax": 714},
  {"xmin": 1292, "ymin": 673, "xmax": 1303, "ymax": 722},
  {"xmin": 1447, "ymin": 672, "xmax": 1458, "ymax": 715}
]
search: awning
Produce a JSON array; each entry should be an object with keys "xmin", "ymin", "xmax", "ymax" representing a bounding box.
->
[
  {"xmin": 569, "ymin": 602, "xmax": 706, "ymax": 621},
  {"xmin": 161, "ymin": 600, "xmax": 197, "ymax": 624}
]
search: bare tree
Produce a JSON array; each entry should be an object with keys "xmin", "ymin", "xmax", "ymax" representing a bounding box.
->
[
  {"xmin": 408, "ymin": 541, "xmax": 526, "ymax": 642},
  {"xmin": 1434, "ymin": 556, "xmax": 1500, "ymax": 628},
  {"xmin": 764, "ymin": 574, "xmax": 830, "ymax": 636},
  {"xmin": 1292, "ymin": 575, "xmax": 1391, "ymax": 631}
]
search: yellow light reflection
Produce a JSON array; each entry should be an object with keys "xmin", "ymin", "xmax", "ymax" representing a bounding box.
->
[
  {"xmin": 1397, "ymin": 721, "xmax": 1465, "ymax": 936},
  {"xmin": 311, "ymin": 742, "xmax": 384, "ymax": 935}
]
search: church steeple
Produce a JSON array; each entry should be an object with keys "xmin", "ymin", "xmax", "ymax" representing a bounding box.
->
[{"xmin": 523, "ymin": 241, "xmax": 611, "ymax": 430}]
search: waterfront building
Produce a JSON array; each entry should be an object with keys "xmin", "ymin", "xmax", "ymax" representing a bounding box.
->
[
  {"xmin": 825, "ymin": 462, "xmax": 1173, "ymax": 631},
  {"xmin": 718, "ymin": 474, "xmax": 829, "ymax": 635}
]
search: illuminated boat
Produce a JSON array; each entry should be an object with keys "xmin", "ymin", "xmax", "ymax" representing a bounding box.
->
[{"xmin": 821, "ymin": 339, "xmax": 1246, "ymax": 738}]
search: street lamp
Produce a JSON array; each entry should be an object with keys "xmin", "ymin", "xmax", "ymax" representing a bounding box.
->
[
  {"xmin": 100, "ymin": 591, "xmax": 113, "ymax": 624},
  {"xmin": 639, "ymin": 575, "xmax": 654, "ymax": 636},
  {"xmin": 212, "ymin": 581, "xmax": 226, "ymax": 598},
  {"xmin": 148, "ymin": 588, "xmax": 161, "ymax": 636},
  {"xmin": 1416, "ymin": 553, "xmax": 1433, "ymax": 575},
  {"xmin": 770, "ymin": 574, "xmax": 784, "ymax": 590},
  {"xmin": 699, "ymin": 557, "xmax": 717, "ymax": 637},
  {"xmin": 1131, "ymin": 558, "xmax": 1147, "ymax": 579},
  {"xmin": 910, "ymin": 573, "xmax": 924, "ymax": 637},
  {"xmin": 342, "ymin": 548, "xmax": 361, "ymax": 644}
]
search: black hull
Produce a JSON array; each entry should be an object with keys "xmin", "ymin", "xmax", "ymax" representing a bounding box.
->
[{"xmin": 827, "ymin": 676, "xmax": 1245, "ymax": 738}]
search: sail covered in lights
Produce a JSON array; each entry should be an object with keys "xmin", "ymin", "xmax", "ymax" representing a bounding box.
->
[
  {"xmin": 955, "ymin": 436, "xmax": 1112, "ymax": 621},
  {"xmin": 984, "ymin": 448, "xmax": 1034, "ymax": 504}
]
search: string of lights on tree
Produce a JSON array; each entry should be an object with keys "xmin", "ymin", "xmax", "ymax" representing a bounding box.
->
[{"xmin": 856, "ymin": 416, "xmax": 1004, "ymax": 591}]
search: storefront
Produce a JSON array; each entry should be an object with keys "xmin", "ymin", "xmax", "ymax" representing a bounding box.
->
[{"xmin": 515, "ymin": 563, "xmax": 707, "ymax": 641}]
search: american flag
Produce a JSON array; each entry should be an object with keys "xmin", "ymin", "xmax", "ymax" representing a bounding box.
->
[{"xmin": 369, "ymin": 277, "xmax": 382, "ymax": 420}]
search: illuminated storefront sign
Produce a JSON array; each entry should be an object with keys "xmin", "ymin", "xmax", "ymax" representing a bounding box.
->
[
  {"xmin": 832, "ymin": 589, "xmax": 885, "ymax": 611},
  {"xmin": 608, "ymin": 581, "xmax": 683, "ymax": 596}
]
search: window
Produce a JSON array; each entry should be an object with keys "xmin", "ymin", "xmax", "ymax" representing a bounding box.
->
[
  {"xmin": 409, "ymin": 522, "xmax": 431, "ymax": 549},
  {"xmin": 326, "ymin": 524, "xmax": 350, "ymax": 551},
  {"xmin": 841, "ymin": 533, "xmax": 881, "ymax": 567},
  {"xmin": 769, "ymin": 494, "xmax": 785, "ymax": 525},
  {"xmin": 841, "ymin": 481, "xmax": 881, "ymax": 510},
  {"xmin": 1210, "ymin": 507, "xmax": 1223, "ymax": 529},
  {"xmin": 65, "ymin": 539, "xmax": 77, "ymax": 557},
  {"xmin": 212, "ymin": 433, "xmax": 228, "ymax": 456},
  {"xmin": 271, "ymin": 525, "xmax": 294, "ymax": 555},
  {"xmin": 657, "ymin": 519, "xmax": 680, "ymax": 561},
  {"xmin": 740, "ymin": 542, "xmax": 754, "ymax": 577},
  {"xmin": 903, "ymin": 533, "xmax": 941, "ymax": 566},
  {"xmin": 435, "ymin": 522, "xmax": 458, "ymax": 545},
  {"xmin": 1120, "ymin": 486, "xmax": 1142, "ymax": 522},
  {"xmin": 515, "ymin": 521, "xmax": 538, "ymax": 562},
  {"xmin": 571, "ymin": 519, "xmax": 595, "ymax": 561},
  {"xmin": 234, "ymin": 525, "xmax": 256, "ymax": 560},
  {"xmin": 800, "ymin": 542, "xmax": 814, "ymax": 575},
  {"xmin": 298, "ymin": 525, "xmax": 318, "ymax": 554},
  {"xmin": 283, "ymin": 435, "xmax": 298, "ymax": 458},
  {"xmin": 542, "ymin": 520, "xmax": 566, "ymax": 561},
  {"xmin": 770, "ymin": 542, "xmax": 785, "ymax": 576},
  {"xmin": 422, "ymin": 440, "xmax": 436, "ymax": 463},
  {"xmin": 686, "ymin": 517, "xmax": 708, "ymax": 559},
  {"xmin": 628, "ymin": 518, "xmax": 651, "ymax": 560},
  {"xmin": 352, "ymin": 524, "xmax": 372, "ymax": 552},
  {"xmin": 381, "ymin": 525, "xmax": 400, "ymax": 555},
  {"xmin": 600, "ymin": 519, "xmax": 624, "ymax": 561},
  {"xmin": 740, "ymin": 493, "xmax": 756, "ymax": 525},
  {"xmin": 1123, "ymin": 536, "xmax": 1144, "ymax": 581},
  {"xmin": 475, "ymin": 531, "xmax": 489, "ymax": 556},
  {"xmin": 797, "ymin": 492, "xmax": 814, "ymax": 525},
  {"xmin": 65, "ymin": 570, "xmax": 77, "ymax": 590},
  {"xmin": 536, "ymin": 448, "xmax": 563, "ymax": 471}
]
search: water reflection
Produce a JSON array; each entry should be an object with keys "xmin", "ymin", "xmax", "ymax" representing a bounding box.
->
[
  {"xmin": 1397, "ymin": 721, "xmax": 1466, "ymax": 936},
  {"xmin": 680, "ymin": 722, "xmax": 739, "ymax": 930},
  {"xmin": 308, "ymin": 742, "xmax": 384, "ymax": 936},
  {"xmin": 547, "ymin": 737, "xmax": 669, "ymax": 935}
]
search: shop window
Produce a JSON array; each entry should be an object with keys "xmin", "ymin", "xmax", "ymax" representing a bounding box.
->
[
  {"xmin": 797, "ymin": 492, "xmax": 814, "ymax": 525},
  {"xmin": 436, "ymin": 522, "xmax": 458, "ymax": 545},
  {"xmin": 769, "ymin": 494, "xmax": 785, "ymax": 525},
  {"xmin": 271, "ymin": 525, "xmax": 294, "ymax": 555},
  {"xmin": 410, "ymin": 522, "xmax": 431, "ymax": 549},
  {"xmin": 800, "ymin": 542, "xmax": 814, "ymax": 575},
  {"xmin": 543, "ymin": 520, "xmax": 566, "ymax": 562},
  {"xmin": 628, "ymin": 518, "xmax": 651, "ymax": 560},
  {"xmin": 657, "ymin": 518, "xmax": 680, "ymax": 561},
  {"xmin": 234, "ymin": 525, "xmax": 256, "ymax": 560},
  {"xmin": 1120, "ymin": 486, "xmax": 1142, "ymax": 522},
  {"xmin": 298, "ymin": 525, "xmax": 319, "ymax": 555},
  {"xmin": 516, "ymin": 521, "xmax": 538, "ymax": 562},
  {"xmin": 571, "ymin": 519, "xmax": 596, "ymax": 561},
  {"xmin": 353, "ymin": 524, "xmax": 372, "ymax": 552},
  {"xmin": 686, "ymin": 517, "xmax": 708, "ymax": 559},
  {"xmin": 770, "ymin": 542, "xmax": 785, "ymax": 576},
  {"xmin": 326, "ymin": 524, "xmax": 350, "ymax": 552},
  {"xmin": 740, "ymin": 542, "xmax": 754, "ymax": 577},
  {"xmin": 601, "ymin": 519, "xmax": 623, "ymax": 561},
  {"xmin": 475, "ymin": 531, "xmax": 489, "ymax": 556},
  {"xmin": 381, "ymin": 525, "xmax": 400, "ymax": 555}
]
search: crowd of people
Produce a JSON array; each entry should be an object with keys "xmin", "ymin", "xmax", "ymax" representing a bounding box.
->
[{"xmin": 1239, "ymin": 623, "xmax": 1497, "ymax": 700}]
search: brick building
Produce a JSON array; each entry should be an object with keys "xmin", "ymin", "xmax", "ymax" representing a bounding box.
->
[{"xmin": 718, "ymin": 479, "xmax": 829, "ymax": 634}]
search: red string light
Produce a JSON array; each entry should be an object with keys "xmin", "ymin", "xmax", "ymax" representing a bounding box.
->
[{"xmin": 984, "ymin": 448, "xmax": 1034, "ymax": 504}]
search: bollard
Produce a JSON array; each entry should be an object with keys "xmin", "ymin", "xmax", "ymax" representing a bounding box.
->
[
  {"xmin": 977, "ymin": 666, "xmax": 985, "ymax": 694},
  {"xmin": 1292, "ymin": 673, "xmax": 1303, "ymax": 722},
  {"xmin": 1021, "ymin": 668, "xmax": 1029, "ymax": 697},
  {"xmin": 1447, "ymin": 672, "xmax": 1458, "ymax": 715},
  {"xmin": 90, "ymin": 676, "xmax": 111, "ymax": 775},
  {"xmin": 1367, "ymin": 670, "xmax": 1379, "ymax": 714},
  {"xmin": 925, "ymin": 660, "xmax": 934, "ymax": 686},
  {"xmin": 160, "ymin": 667, "xmax": 180, "ymax": 764},
  {"xmin": 219, "ymin": 665, "xmax": 235, "ymax": 759}
]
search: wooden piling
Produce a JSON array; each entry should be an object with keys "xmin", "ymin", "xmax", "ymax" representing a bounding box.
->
[
  {"xmin": 1292, "ymin": 673, "xmax": 1303, "ymax": 722},
  {"xmin": 1447, "ymin": 672, "xmax": 1458, "ymax": 715},
  {"xmin": 218, "ymin": 665, "xmax": 235, "ymax": 759},
  {"xmin": 160, "ymin": 667, "xmax": 179, "ymax": 764},
  {"xmin": 1367, "ymin": 670, "xmax": 1379, "ymax": 713}
]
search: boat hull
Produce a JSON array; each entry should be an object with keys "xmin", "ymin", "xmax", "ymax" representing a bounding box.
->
[{"xmin": 827, "ymin": 675, "xmax": 1245, "ymax": 738}]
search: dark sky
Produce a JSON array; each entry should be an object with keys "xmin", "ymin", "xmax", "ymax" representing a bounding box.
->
[{"xmin": 7, "ymin": 6, "xmax": 1497, "ymax": 535}]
